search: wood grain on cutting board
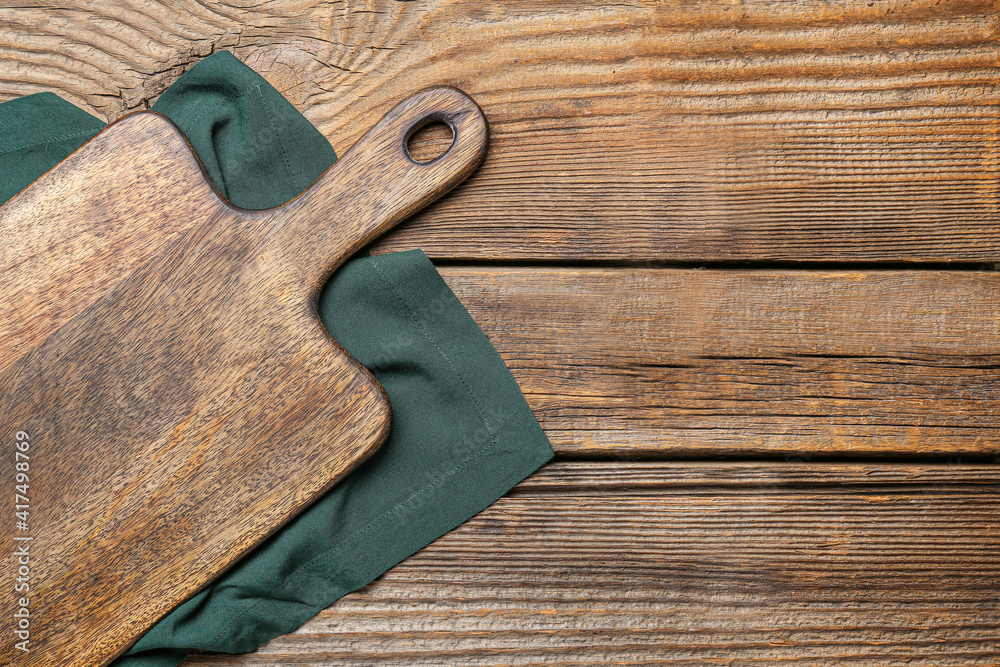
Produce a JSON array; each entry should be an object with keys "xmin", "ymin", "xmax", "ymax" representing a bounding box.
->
[{"xmin": 0, "ymin": 113, "xmax": 218, "ymax": 374}]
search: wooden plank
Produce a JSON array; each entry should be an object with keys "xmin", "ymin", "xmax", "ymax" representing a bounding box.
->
[
  {"xmin": 2, "ymin": 1, "xmax": 999, "ymax": 261},
  {"xmin": 439, "ymin": 266, "xmax": 1000, "ymax": 457},
  {"xmin": 182, "ymin": 461, "xmax": 1000, "ymax": 666}
]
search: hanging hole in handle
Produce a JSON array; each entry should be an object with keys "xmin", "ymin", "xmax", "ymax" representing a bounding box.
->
[{"xmin": 405, "ymin": 116, "xmax": 456, "ymax": 164}]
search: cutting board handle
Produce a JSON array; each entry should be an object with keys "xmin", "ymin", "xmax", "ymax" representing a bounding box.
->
[{"xmin": 260, "ymin": 86, "xmax": 489, "ymax": 296}]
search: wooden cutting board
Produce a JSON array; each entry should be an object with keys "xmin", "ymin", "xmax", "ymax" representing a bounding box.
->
[{"xmin": 0, "ymin": 86, "xmax": 488, "ymax": 667}]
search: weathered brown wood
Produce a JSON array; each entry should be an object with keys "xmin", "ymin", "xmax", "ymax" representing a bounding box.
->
[
  {"xmin": 0, "ymin": 86, "xmax": 487, "ymax": 666},
  {"xmin": 3, "ymin": 3, "xmax": 1000, "ymax": 665},
  {"xmin": 181, "ymin": 461, "xmax": 1000, "ymax": 666},
  {"xmin": 3, "ymin": 1, "xmax": 1000, "ymax": 261},
  {"xmin": 440, "ymin": 266, "xmax": 1000, "ymax": 458}
]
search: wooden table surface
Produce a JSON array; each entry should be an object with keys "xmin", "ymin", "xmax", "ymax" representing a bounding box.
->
[{"xmin": 4, "ymin": 1, "xmax": 999, "ymax": 664}]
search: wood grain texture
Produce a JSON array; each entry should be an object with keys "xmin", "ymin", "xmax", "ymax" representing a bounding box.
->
[
  {"xmin": 3, "ymin": 0, "xmax": 1000, "ymax": 261},
  {"xmin": 0, "ymin": 112, "xmax": 219, "ymax": 374},
  {"xmin": 3, "ymin": 3, "xmax": 999, "ymax": 665},
  {"xmin": 440, "ymin": 266, "xmax": 1000, "ymax": 457},
  {"xmin": 0, "ymin": 86, "xmax": 487, "ymax": 666},
  {"xmin": 181, "ymin": 461, "xmax": 1000, "ymax": 666}
]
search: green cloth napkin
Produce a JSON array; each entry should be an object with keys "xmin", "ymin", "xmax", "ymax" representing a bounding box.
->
[{"xmin": 0, "ymin": 51, "xmax": 553, "ymax": 665}]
